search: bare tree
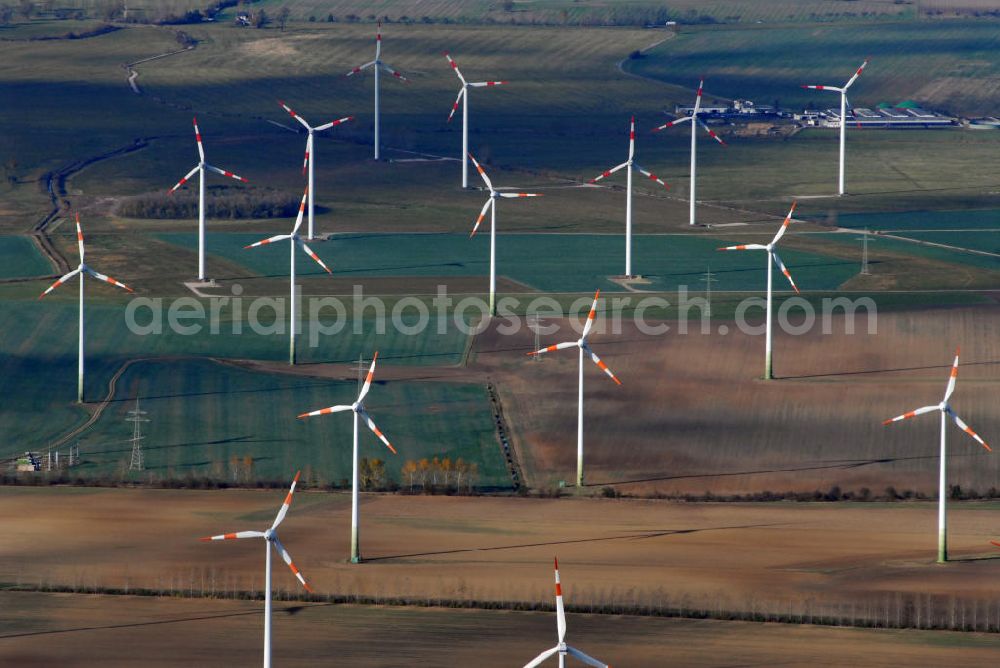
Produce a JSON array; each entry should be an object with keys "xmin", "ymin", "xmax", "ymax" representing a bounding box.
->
[{"xmin": 277, "ymin": 6, "xmax": 290, "ymax": 31}]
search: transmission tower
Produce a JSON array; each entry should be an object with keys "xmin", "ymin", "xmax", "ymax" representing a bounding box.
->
[
  {"xmin": 856, "ymin": 228, "xmax": 875, "ymax": 275},
  {"xmin": 126, "ymin": 397, "xmax": 149, "ymax": 471},
  {"xmin": 350, "ymin": 355, "xmax": 369, "ymax": 392},
  {"xmin": 700, "ymin": 265, "xmax": 718, "ymax": 316}
]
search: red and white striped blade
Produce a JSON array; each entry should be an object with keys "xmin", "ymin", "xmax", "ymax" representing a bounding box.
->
[
  {"xmin": 192, "ymin": 117, "xmax": 205, "ymax": 162},
  {"xmin": 447, "ymin": 87, "xmax": 465, "ymax": 123},
  {"xmin": 717, "ymin": 243, "xmax": 766, "ymax": 251},
  {"xmin": 278, "ymin": 100, "xmax": 312, "ymax": 131},
  {"xmin": 469, "ymin": 80, "xmax": 507, "ymax": 88},
  {"xmin": 357, "ymin": 351, "xmax": 379, "ymax": 403},
  {"xmin": 375, "ymin": 20, "xmax": 382, "ymax": 59},
  {"xmin": 245, "ymin": 234, "xmax": 291, "ymax": 249},
  {"xmin": 554, "ymin": 557, "xmax": 566, "ymax": 643},
  {"xmin": 290, "ymin": 185, "xmax": 309, "ymax": 236},
  {"xmin": 801, "ymin": 84, "xmax": 842, "ymax": 92},
  {"xmin": 698, "ymin": 119, "xmax": 726, "ymax": 145},
  {"xmin": 271, "ymin": 535, "xmax": 314, "ymax": 593},
  {"xmin": 39, "ymin": 267, "xmax": 81, "ymax": 298},
  {"xmin": 467, "ymin": 151, "xmax": 494, "ymax": 190},
  {"xmin": 844, "ymin": 58, "xmax": 870, "ymax": 90},
  {"xmin": 527, "ymin": 340, "xmax": 577, "ymax": 357},
  {"xmin": 498, "ymin": 192, "xmax": 542, "ymax": 199},
  {"xmin": 381, "ymin": 62, "xmax": 408, "ymax": 81},
  {"xmin": 270, "ymin": 470, "xmax": 301, "ymax": 530},
  {"xmin": 632, "ymin": 163, "xmax": 669, "ymax": 189},
  {"xmin": 946, "ymin": 407, "xmax": 991, "ymax": 452},
  {"xmin": 883, "ymin": 405, "xmax": 938, "ymax": 425},
  {"xmin": 168, "ymin": 165, "xmax": 200, "ymax": 194},
  {"xmin": 583, "ymin": 344, "xmax": 622, "ymax": 385},
  {"xmin": 943, "ymin": 347, "xmax": 960, "ymax": 402},
  {"xmin": 315, "ymin": 115, "xmax": 354, "ymax": 132},
  {"xmin": 523, "ymin": 647, "xmax": 560, "ymax": 668},
  {"xmin": 297, "ymin": 404, "xmax": 353, "ymax": 419},
  {"xmin": 628, "ymin": 115, "xmax": 636, "ymax": 160},
  {"xmin": 694, "ymin": 78, "xmax": 704, "ymax": 113},
  {"xmin": 358, "ymin": 407, "xmax": 396, "ymax": 454},
  {"xmin": 75, "ymin": 213, "xmax": 85, "ymax": 261},
  {"xmin": 652, "ymin": 116, "xmax": 692, "ymax": 132},
  {"xmin": 205, "ymin": 164, "xmax": 248, "ymax": 183},
  {"xmin": 770, "ymin": 251, "xmax": 800, "ymax": 294},
  {"xmin": 443, "ymin": 52, "xmax": 466, "ymax": 84},
  {"xmin": 991, "ymin": 540, "xmax": 1000, "ymax": 549},
  {"xmin": 589, "ymin": 162, "xmax": 628, "ymax": 184},
  {"xmin": 302, "ymin": 133, "xmax": 312, "ymax": 175},
  {"xmin": 85, "ymin": 268, "xmax": 134, "ymax": 293},
  {"xmin": 581, "ymin": 288, "xmax": 600, "ymax": 339},
  {"xmin": 565, "ymin": 646, "xmax": 609, "ymax": 668},
  {"xmin": 470, "ymin": 198, "xmax": 492, "ymax": 237},
  {"xmin": 770, "ymin": 201, "xmax": 798, "ymax": 245},
  {"xmin": 298, "ymin": 239, "xmax": 332, "ymax": 274},
  {"xmin": 346, "ymin": 60, "xmax": 375, "ymax": 77},
  {"xmin": 200, "ymin": 530, "xmax": 265, "ymax": 541}
]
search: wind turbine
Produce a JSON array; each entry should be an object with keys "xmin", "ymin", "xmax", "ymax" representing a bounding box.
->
[
  {"xmin": 716, "ymin": 201, "xmax": 799, "ymax": 381},
  {"xmin": 297, "ymin": 352, "xmax": 397, "ymax": 563},
  {"xmin": 245, "ymin": 186, "xmax": 332, "ymax": 365},
  {"xmin": 590, "ymin": 116, "xmax": 669, "ymax": 277},
  {"xmin": 883, "ymin": 348, "xmax": 992, "ymax": 563},
  {"xmin": 528, "ymin": 290, "xmax": 621, "ymax": 487},
  {"xmin": 652, "ymin": 79, "xmax": 726, "ymax": 226},
  {"xmin": 523, "ymin": 558, "xmax": 611, "ymax": 668},
  {"xmin": 468, "ymin": 151, "xmax": 542, "ymax": 316},
  {"xmin": 200, "ymin": 471, "xmax": 313, "ymax": 668},
  {"xmin": 276, "ymin": 100, "xmax": 353, "ymax": 240},
  {"xmin": 168, "ymin": 117, "xmax": 249, "ymax": 281},
  {"xmin": 444, "ymin": 51, "xmax": 507, "ymax": 189},
  {"xmin": 345, "ymin": 20, "xmax": 408, "ymax": 161},
  {"xmin": 39, "ymin": 213, "xmax": 133, "ymax": 403},
  {"xmin": 801, "ymin": 58, "xmax": 870, "ymax": 196}
]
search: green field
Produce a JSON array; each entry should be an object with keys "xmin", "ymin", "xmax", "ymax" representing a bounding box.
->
[
  {"xmin": 818, "ymin": 209, "xmax": 1000, "ymax": 231},
  {"xmin": 0, "ymin": 236, "xmax": 53, "ymax": 279}
]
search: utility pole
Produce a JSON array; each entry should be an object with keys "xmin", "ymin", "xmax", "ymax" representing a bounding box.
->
[
  {"xmin": 126, "ymin": 397, "xmax": 149, "ymax": 471},
  {"xmin": 700, "ymin": 265, "xmax": 718, "ymax": 316}
]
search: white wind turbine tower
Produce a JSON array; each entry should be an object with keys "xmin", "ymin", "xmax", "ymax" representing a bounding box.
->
[
  {"xmin": 716, "ymin": 201, "xmax": 799, "ymax": 381},
  {"xmin": 529, "ymin": 290, "xmax": 621, "ymax": 488},
  {"xmin": 883, "ymin": 348, "xmax": 992, "ymax": 563},
  {"xmin": 801, "ymin": 58, "xmax": 870, "ymax": 196},
  {"xmin": 39, "ymin": 213, "xmax": 133, "ymax": 403},
  {"xmin": 168, "ymin": 117, "xmax": 249, "ymax": 281},
  {"xmin": 345, "ymin": 21, "xmax": 408, "ymax": 161},
  {"xmin": 468, "ymin": 151, "xmax": 542, "ymax": 316},
  {"xmin": 444, "ymin": 51, "xmax": 507, "ymax": 189},
  {"xmin": 200, "ymin": 471, "xmax": 313, "ymax": 668},
  {"xmin": 589, "ymin": 116, "xmax": 669, "ymax": 277},
  {"xmin": 523, "ymin": 558, "xmax": 611, "ymax": 668},
  {"xmin": 245, "ymin": 186, "xmax": 332, "ymax": 365},
  {"xmin": 652, "ymin": 79, "xmax": 726, "ymax": 226},
  {"xmin": 298, "ymin": 352, "xmax": 397, "ymax": 563},
  {"xmin": 277, "ymin": 100, "xmax": 353, "ymax": 240}
]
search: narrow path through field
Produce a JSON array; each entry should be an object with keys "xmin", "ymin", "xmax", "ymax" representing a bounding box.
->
[{"xmin": 123, "ymin": 44, "xmax": 195, "ymax": 95}]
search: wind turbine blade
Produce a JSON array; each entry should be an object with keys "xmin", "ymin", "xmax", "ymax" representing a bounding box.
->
[
  {"xmin": 244, "ymin": 234, "xmax": 291, "ymax": 249},
  {"xmin": 290, "ymin": 186, "xmax": 309, "ymax": 235},
  {"xmin": 358, "ymin": 407, "xmax": 397, "ymax": 454},
  {"xmin": 946, "ymin": 407, "xmax": 992, "ymax": 452},
  {"xmin": 770, "ymin": 251, "xmax": 800, "ymax": 294},
  {"xmin": 357, "ymin": 351, "xmax": 378, "ymax": 403},
  {"xmin": 527, "ymin": 341, "xmax": 577, "ymax": 357},
  {"xmin": 192, "ymin": 117, "xmax": 205, "ymax": 162},
  {"xmin": 302, "ymin": 134, "xmax": 311, "ymax": 175},
  {"xmin": 470, "ymin": 198, "xmax": 493, "ymax": 238},
  {"xmin": 498, "ymin": 192, "xmax": 542, "ymax": 198},
  {"xmin": 270, "ymin": 470, "xmax": 301, "ymax": 530},
  {"xmin": 200, "ymin": 530, "xmax": 265, "ymax": 541},
  {"xmin": 717, "ymin": 243, "xmax": 766, "ymax": 251},
  {"xmin": 75, "ymin": 213, "xmax": 85, "ymax": 261},
  {"xmin": 205, "ymin": 164, "xmax": 248, "ymax": 183},
  {"xmin": 467, "ymin": 152, "xmax": 494, "ymax": 191},
  {"xmin": 651, "ymin": 116, "xmax": 692, "ymax": 132},
  {"xmin": 375, "ymin": 20, "xmax": 382, "ymax": 59},
  {"xmin": 583, "ymin": 344, "xmax": 622, "ymax": 385},
  {"xmin": 271, "ymin": 535, "xmax": 314, "ymax": 593},
  {"xmin": 698, "ymin": 118, "xmax": 726, "ymax": 145},
  {"xmin": 581, "ymin": 289, "xmax": 600, "ymax": 339},
  {"xmin": 523, "ymin": 647, "xmax": 560, "ymax": 668},
  {"xmin": 84, "ymin": 268, "xmax": 134, "ymax": 293},
  {"xmin": 800, "ymin": 85, "xmax": 842, "ymax": 92},
  {"xmin": 883, "ymin": 405, "xmax": 939, "ymax": 425},
  {"xmin": 565, "ymin": 646, "xmax": 610, "ymax": 668},
  {"xmin": 769, "ymin": 201, "xmax": 798, "ymax": 245},
  {"xmin": 278, "ymin": 100, "xmax": 312, "ymax": 131},
  {"xmin": 297, "ymin": 239, "xmax": 332, "ymax": 274},
  {"xmin": 628, "ymin": 115, "xmax": 636, "ymax": 159},
  {"xmin": 314, "ymin": 116, "xmax": 354, "ymax": 132},
  {"xmin": 380, "ymin": 62, "xmax": 409, "ymax": 81},
  {"xmin": 346, "ymin": 60, "xmax": 376, "ymax": 77},
  {"xmin": 443, "ymin": 52, "xmax": 467, "ymax": 85},
  {"xmin": 168, "ymin": 165, "xmax": 201, "ymax": 194},
  {"xmin": 447, "ymin": 87, "xmax": 465, "ymax": 123},
  {"xmin": 588, "ymin": 162, "xmax": 628, "ymax": 184},
  {"xmin": 468, "ymin": 80, "xmax": 508, "ymax": 88},
  {"xmin": 944, "ymin": 347, "xmax": 960, "ymax": 402},
  {"xmin": 631, "ymin": 163, "xmax": 669, "ymax": 189},
  {"xmin": 844, "ymin": 58, "xmax": 870, "ymax": 90},
  {"xmin": 693, "ymin": 78, "xmax": 704, "ymax": 114},
  {"xmin": 297, "ymin": 405, "xmax": 353, "ymax": 418},
  {"xmin": 39, "ymin": 267, "xmax": 82, "ymax": 298},
  {"xmin": 554, "ymin": 557, "xmax": 567, "ymax": 643}
]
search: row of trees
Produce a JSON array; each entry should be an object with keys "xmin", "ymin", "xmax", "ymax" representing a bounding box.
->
[
  {"xmin": 116, "ymin": 189, "xmax": 299, "ymax": 220},
  {"xmin": 400, "ymin": 457, "xmax": 479, "ymax": 492}
]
